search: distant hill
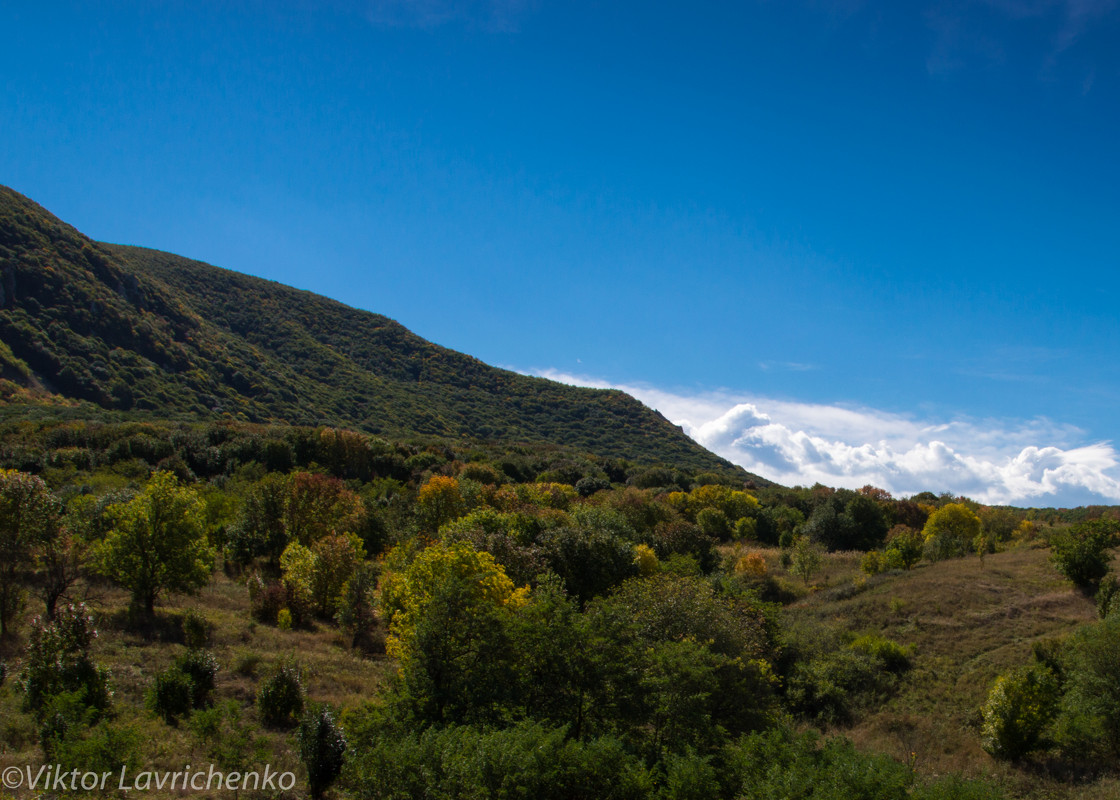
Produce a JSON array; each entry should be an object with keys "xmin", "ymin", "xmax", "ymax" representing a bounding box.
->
[{"xmin": 0, "ymin": 185, "xmax": 769, "ymax": 482}]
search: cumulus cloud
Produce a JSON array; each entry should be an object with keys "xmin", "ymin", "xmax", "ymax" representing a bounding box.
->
[{"xmin": 532, "ymin": 369, "xmax": 1120, "ymax": 507}]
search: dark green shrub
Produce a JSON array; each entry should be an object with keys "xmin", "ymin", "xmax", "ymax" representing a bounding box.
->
[
  {"xmin": 20, "ymin": 605, "xmax": 111, "ymax": 719},
  {"xmin": 298, "ymin": 706, "xmax": 347, "ymax": 800},
  {"xmin": 696, "ymin": 507, "xmax": 732, "ymax": 541},
  {"xmin": 1096, "ymin": 574, "xmax": 1119, "ymax": 619},
  {"xmin": 539, "ymin": 527, "xmax": 638, "ymax": 605},
  {"xmin": 181, "ymin": 609, "xmax": 210, "ymax": 648},
  {"xmin": 49, "ymin": 719, "xmax": 142, "ymax": 780},
  {"xmin": 785, "ymin": 650, "xmax": 894, "ymax": 723},
  {"xmin": 258, "ymin": 662, "xmax": 304, "ymax": 728},
  {"xmin": 1049, "ymin": 520, "xmax": 1118, "ymax": 590},
  {"xmin": 725, "ymin": 726, "xmax": 913, "ymax": 800},
  {"xmin": 149, "ymin": 669, "xmax": 194, "ymax": 724},
  {"xmin": 1055, "ymin": 612, "xmax": 1120, "ymax": 760},
  {"xmin": 575, "ymin": 476, "xmax": 610, "ymax": 497},
  {"xmin": 149, "ymin": 648, "xmax": 218, "ymax": 724},
  {"xmin": 175, "ymin": 648, "xmax": 218, "ymax": 708},
  {"xmin": 342, "ymin": 720, "xmax": 651, "ymax": 800},
  {"xmin": 659, "ymin": 749, "xmax": 720, "ymax": 800}
]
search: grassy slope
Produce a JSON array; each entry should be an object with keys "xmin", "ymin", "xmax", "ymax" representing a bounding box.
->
[
  {"xmin": 778, "ymin": 544, "xmax": 1117, "ymax": 799},
  {"xmin": 0, "ymin": 570, "xmax": 394, "ymax": 788},
  {"xmin": 0, "ymin": 184, "xmax": 763, "ymax": 481}
]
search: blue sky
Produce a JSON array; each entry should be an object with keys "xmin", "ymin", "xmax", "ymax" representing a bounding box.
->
[{"xmin": 3, "ymin": 1, "xmax": 1119, "ymax": 506}]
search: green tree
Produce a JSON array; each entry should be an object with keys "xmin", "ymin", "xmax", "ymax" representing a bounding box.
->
[
  {"xmin": 1055, "ymin": 611, "xmax": 1120, "ymax": 760},
  {"xmin": 1049, "ymin": 519, "xmax": 1117, "ymax": 591},
  {"xmin": 379, "ymin": 541, "xmax": 525, "ymax": 723},
  {"xmin": 337, "ymin": 563, "xmax": 378, "ymax": 649},
  {"xmin": 226, "ymin": 473, "xmax": 290, "ymax": 567},
  {"xmin": 0, "ymin": 470, "xmax": 61, "ymax": 636},
  {"xmin": 790, "ymin": 536, "xmax": 824, "ymax": 585},
  {"xmin": 884, "ymin": 525, "xmax": 923, "ymax": 570},
  {"xmin": 96, "ymin": 472, "xmax": 215, "ymax": 615},
  {"xmin": 844, "ymin": 494, "xmax": 890, "ymax": 551},
  {"xmin": 299, "ymin": 706, "xmax": 347, "ymax": 800},
  {"xmin": 696, "ymin": 507, "xmax": 732, "ymax": 540}
]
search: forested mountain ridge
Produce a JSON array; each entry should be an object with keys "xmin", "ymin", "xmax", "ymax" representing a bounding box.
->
[{"xmin": 0, "ymin": 185, "xmax": 763, "ymax": 481}]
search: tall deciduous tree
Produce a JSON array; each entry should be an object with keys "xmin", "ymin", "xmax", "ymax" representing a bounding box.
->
[
  {"xmin": 97, "ymin": 471, "xmax": 215, "ymax": 615},
  {"xmin": 921, "ymin": 503, "xmax": 982, "ymax": 561},
  {"xmin": 0, "ymin": 470, "xmax": 60, "ymax": 636}
]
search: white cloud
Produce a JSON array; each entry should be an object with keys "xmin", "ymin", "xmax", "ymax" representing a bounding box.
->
[{"xmin": 532, "ymin": 369, "xmax": 1120, "ymax": 507}]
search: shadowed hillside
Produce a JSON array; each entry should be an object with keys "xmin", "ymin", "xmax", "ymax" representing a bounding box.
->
[{"xmin": 0, "ymin": 185, "xmax": 766, "ymax": 481}]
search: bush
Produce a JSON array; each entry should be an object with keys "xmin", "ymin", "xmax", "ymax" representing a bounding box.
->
[
  {"xmin": 20, "ymin": 605, "xmax": 111, "ymax": 720},
  {"xmin": 1049, "ymin": 520, "xmax": 1118, "ymax": 590},
  {"xmin": 575, "ymin": 476, "xmax": 610, "ymax": 497},
  {"xmin": 342, "ymin": 719, "xmax": 651, "ymax": 800},
  {"xmin": 785, "ymin": 648, "xmax": 901, "ymax": 724},
  {"xmin": 148, "ymin": 648, "xmax": 217, "ymax": 724},
  {"xmin": 181, "ymin": 609, "xmax": 210, "ymax": 648},
  {"xmin": 696, "ymin": 507, "xmax": 732, "ymax": 541},
  {"xmin": 48, "ymin": 719, "xmax": 142, "ymax": 781},
  {"xmin": 979, "ymin": 664, "xmax": 1058, "ymax": 760},
  {"xmin": 660, "ymin": 748, "xmax": 720, "ymax": 800},
  {"xmin": 726, "ymin": 726, "xmax": 913, "ymax": 800},
  {"xmin": 149, "ymin": 669, "xmax": 194, "ymax": 724},
  {"xmin": 299, "ymin": 706, "xmax": 347, "ymax": 800},
  {"xmin": 861, "ymin": 551, "xmax": 884, "ymax": 576},
  {"xmin": 1054, "ymin": 612, "xmax": 1120, "ymax": 760},
  {"xmin": 850, "ymin": 634, "xmax": 912, "ymax": 673},
  {"xmin": 1096, "ymin": 574, "xmax": 1119, "ymax": 619},
  {"xmin": 258, "ymin": 662, "xmax": 304, "ymax": 728},
  {"xmin": 175, "ymin": 648, "xmax": 218, "ymax": 708},
  {"xmin": 885, "ymin": 526, "xmax": 924, "ymax": 570},
  {"xmin": 247, "ymin": 573, "xmax": 287, "ymax": 625}
]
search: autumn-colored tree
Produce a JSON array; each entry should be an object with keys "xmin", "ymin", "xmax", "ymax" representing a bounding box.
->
[
  {"xmin": 379, "ymin": 541, "xmax": 527, "ymax": 723},
  {"xmin": 687, "ymin": 484, "xmax": 759, "ymax": 522},
  {"xmin": 415, "ymin": 475, "xmax": 466, "ymax": 533},
  {"xmin": 922, "ymin": 503, "xmax": 982, "ymax": 561},
  {"xmin": 280, "ymin": 542, "xmax": 317, "ymax": 622},
  {"xmin": 310, "ymin": 532, "xmax": 365, "ymax": 618},
  {"xmin": 634, "ymin": 543, "xmax": 659, "ymax": 576},
  {"xmin": 379, "ymin": 541, "xmax": 525, "ymax": 661},
  {"xmin": 285, "ymin": 472, "xmax": 365, "ymax": 545},
  {"xmin": 96, "ymin": 471, "xmax": 215, "ymax": 615}
]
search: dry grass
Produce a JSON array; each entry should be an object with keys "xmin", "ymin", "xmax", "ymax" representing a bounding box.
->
[
  {"xmin": 0, "ymin": 569, "xmax": 393, "ymax": 798},
  {"xmin": 775, "ymin": 544, "xmax": 1110, "ymax": 799}
]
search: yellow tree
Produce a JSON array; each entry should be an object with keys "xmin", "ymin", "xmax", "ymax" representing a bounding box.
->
[
  {"xmin": 415, "ymin": 476, "xmax": 465, "ymax": 534},
  {"xmin": 379, "ymin": 541, "xmax": 527, "ymax": 723},
  {"xmin": 922, "ymin": 503, "xmax": 982, "ymax": 561}
]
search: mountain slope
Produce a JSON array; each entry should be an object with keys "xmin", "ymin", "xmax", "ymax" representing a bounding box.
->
[{"xmin": 0, "ymin": 185, "xmax": 768, "ymax": 481}]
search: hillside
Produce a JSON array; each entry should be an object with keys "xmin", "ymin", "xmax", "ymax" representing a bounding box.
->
[{"xmin": 0, "ymin": 185, "xmax": 765, "ymax": 481}]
